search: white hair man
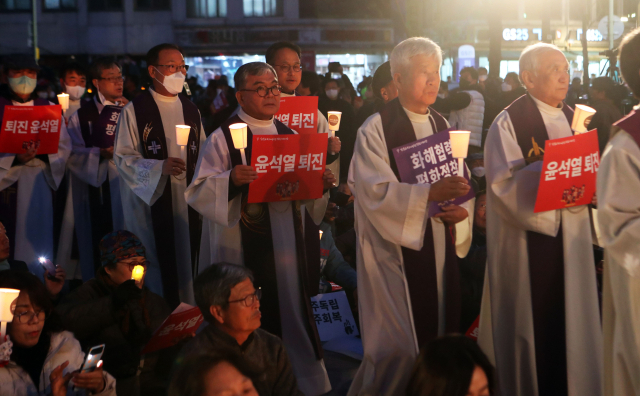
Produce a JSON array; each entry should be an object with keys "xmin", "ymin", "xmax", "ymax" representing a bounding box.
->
[
  {"xmin": 478, "ymin": 42, "xmax": 603, "ymax": 396},
  {"xmin": 347, "ymin": 37, "xmax": 473, "ymax": 395},
  {"xmin": 185, "ymin": 62, "xmax": 336, "ymax": 396}
]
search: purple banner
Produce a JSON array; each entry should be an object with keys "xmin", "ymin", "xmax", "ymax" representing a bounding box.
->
[
  {"xmin": 92, "ymin": 105, "xmax": 122, "ymax": 149},
  {"xmin": 392, "ymin": 128, "xmax": 475, "ymax": 216}
]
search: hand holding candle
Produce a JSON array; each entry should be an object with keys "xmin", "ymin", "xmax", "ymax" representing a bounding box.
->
[
  {"xmin": 230, "ymin": 123, "xmax": 248, "ymax": 165},
  {"xmin": 57, "ymin": 93, "xmax": 69, "ymax": 111},
  {"xmin": 449, "ymin": 131, "xmax": 471, "ymax": 177},
  {"xmin": 319, "ymin": 230, "xmax": 323, "ymax": 240},
  {"xmin": 571, "ymin": 104, "xmax": 597, "ymax": 134}
]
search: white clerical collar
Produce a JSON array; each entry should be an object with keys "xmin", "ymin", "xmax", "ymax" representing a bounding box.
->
[
  {"xmin": 403, "ymin": 106, "xmax": 431, "ymax": 124},
  {"xmin": 97, "ymin": 90, "xmax": 118, "ymax": 107},
  {"xmin": 280, "ymin": 91, "xmax": 295, "ymax": 98},
  {"xmin": 149, "ymin": 87, "xmax": 179, "ymax": 103},
  {"xmin": 530, "ymin": 95, "xmax": 564, "ymax": 116},
  {"xmin": 238, "ymin": 108, "xmax": 274, "ymax": 128}
]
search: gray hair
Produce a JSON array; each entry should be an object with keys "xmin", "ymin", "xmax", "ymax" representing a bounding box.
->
[
  {"xmin": 519, "ymin": 43, "xmax": 565, "ymax": 81},
  {"xmin": 194, "ymin": 263, "xmax": 254, "ymax": 323},
  {"xmin": 390, "ymin": 37, "xmax": 443, "ymax": 76},
  {"xmin": 234, "ymin": 62, "xmax": 278, "ymax": 90}
]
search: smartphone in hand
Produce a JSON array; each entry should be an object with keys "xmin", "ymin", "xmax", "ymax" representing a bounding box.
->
[{"xmin": 79, "ymin": 345, "xmax": 105, "ymax": 373}]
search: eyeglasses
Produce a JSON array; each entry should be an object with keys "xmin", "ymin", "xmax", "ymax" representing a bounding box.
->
[
  {"xmin": 156, "ymin": 64, "xmax": 190, "ymax": 73},
  {"xmin": 238, "ymin": 85, "xmax": 282, "ymax": 98},
  {"xmin": 13, "ymin": 309, "xmax": 46, "ymax": 324},
  {"xmin": 228, "ymin": 288, "xmax": 262, "ymax": 308},
  {"xmin": 98, "ymin": 76, "xmax": 125, "ymax": 84},
  {"xmin": 120, "ymin": 260, "xmax": 150, "ymax": 272},
  {"xmin": 275, "ymin": 64, "xmax": 302, "ymax": 73}
]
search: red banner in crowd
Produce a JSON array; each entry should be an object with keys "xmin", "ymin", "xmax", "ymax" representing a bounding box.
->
[
  {"xmin": 0, "ymin": 105, "xmax": 62, "ymax": 154},
  {"xmin": 274, "ymin": 96, "xmax": 318, "ymax": 134},
  {"xmin": 534, "ymin": 130, "xmax": 600, "ymax": 213},
  {"xmin": 248, "ymin": 133, "xmax": 327, "ymax": 203},
  {"xmin": 141, "ymin": 303, "xmax": 204, "ymax": 355}
]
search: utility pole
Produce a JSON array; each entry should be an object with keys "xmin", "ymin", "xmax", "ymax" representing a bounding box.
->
[{"xmin": 31, "ymin": 0, "xmax": 38, "ymax": 61}]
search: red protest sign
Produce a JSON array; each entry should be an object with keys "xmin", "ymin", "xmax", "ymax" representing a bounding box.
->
[
  {"xmin": 248, "ymin": 133, "xmax": 327, "ymax": 203},
  {"xmin": 0, "ymin": 105, "xmax": 62, "ymax": 154},
  {"xmin": 274, "ymin": 96, "xmax": 318, "ymax": 134},
  {"xmin": 141, "ymin": 303, "xmax": 204, "ymax": 355},
  {"xmin": 465, "ymin": 315, "xmax": 480, "ymax": 341},
  {"xmin": 534, "ymin": 130, "xmax": 600, "ymax": 213}
]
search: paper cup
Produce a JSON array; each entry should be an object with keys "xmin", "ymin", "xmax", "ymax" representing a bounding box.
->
[
  {"xmin": 131, "ymin": 265, "xmax": 145, "ymax": 282},
  {"xmin": 328, "ymin": 111, "xmax": 342, "ymax": 131},
  {"xmin": 57, "ymin": 93, "xmax": 69, "ymax": 111},
  {"xmin": 175, "ymin": 125, "xmax": 191, "ymax": 146},
  {"xmin": 571, "ymin": 104, "xmax": 596, "ymax": 134},
  {"xmin": 449, "ymin": 131, "xmax": 471, "ymax": 158},
  {"xmin": 230, "ymin": 123, "xmax": 248, "ymax": 150},
  {"xmin": 0, "ymin": 288, "xmax": 20, "ymax": 323}
]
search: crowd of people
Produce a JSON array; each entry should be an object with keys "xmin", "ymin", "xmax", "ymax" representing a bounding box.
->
[{"xmin": 0, "ymin": 25, "xmax": 640, "ymax": 396}]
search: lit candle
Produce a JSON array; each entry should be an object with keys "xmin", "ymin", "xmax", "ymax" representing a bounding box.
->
[
  {"xmin": 131, "ymin": 265, "xmax": 145, "ymax": 282},
  {"xmin": 571, "ymin": 104, "xmax": 597, "ymax": 134},
  {"xmin": 327, "ymin": 111, "xmax": 342, "ymax": 155},
  {"xmin": 176, "ymin": 125, "xmax": 190, "ymax": 161},
  {"xmin": 0, "ymin": 288, "xmax": 20, "ymax": 339},
  {"xmin": 449, "ymin": 131, "xmax": 471, "ymax": 177},
  {"xmin": 230, "ymin": 123, "xmax": 248, "ymax": 165},
  {"xmin": 319, "ymin": 230, "xmax": 323, "ymax": 240},
  {"xmin": 57, "ymin": 93, "xmax": 69, "ymax": 111}
]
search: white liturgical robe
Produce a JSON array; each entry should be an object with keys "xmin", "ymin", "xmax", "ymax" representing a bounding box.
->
[
  {"xmin": 184, "ymin": 108, "xmax": 331, "ymax": 396},
  {"xmin": 114, "ymin": 88, "xmax": 205, "ymax": 304},
  {"xmin": 347, "ymin": 107, "xmax": 473, "ymax": 396},
  {"xmin": 0, "ymin": 100, "xmax": 71, "ymax": 272},
  {"xmin": 478, "ymin": 96, "xmax": 603, "ymax": 396},
  {"xmin": 598, "ymin": 121, "xmax": 640, "ymax": 396},
  {"xmin": 66, "ymin": 96, "xmax": 125, "ymax": 280}
]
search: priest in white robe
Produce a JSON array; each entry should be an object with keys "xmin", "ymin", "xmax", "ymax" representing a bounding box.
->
[
  {"xmin": 185, "ymin": 62, "xmax": 335, "ymax": 396},
  {"xmin": 478, "ymin": 43, "xmax": 603, "ymax": 396},
  {"xmin": 67, "ymin": 58, "xmax": 128, "ymax": 281},
  {"xmin": 114, "ymin": 44, "xmax": 205, "ymax": 307},
  {"xmin": 0, "ymin": 55, "xmax": 71, "ymax": 273},
  {"xmin": 597, "ymin": 28, "xmax": 640, "ymax": 396},
  {"xmin": 347, "ymin": 37, "xmax": 474, "ymax": 396}
]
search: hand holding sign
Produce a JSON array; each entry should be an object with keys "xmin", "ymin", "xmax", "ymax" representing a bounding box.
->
[
  {"xmin": 16, "ymin": 146, "xmax": 37, "ymax": 164},
  {"xmin": 433, "ymin": 204, "xmax": 469, "ymax": 226}
]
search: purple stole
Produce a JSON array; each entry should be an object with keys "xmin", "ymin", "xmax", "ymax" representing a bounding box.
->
[
  {"xmin": 132, "ymin": 91, "xmax": 202, "ymax": 308},
  {"xmin": 220, "ymin": 114, "xmax": 323, "ymax": 359},
  {"xmin": 379, "ymin": 97, "xmax": 460, "ymax": 350},
  {"xmin": 613, "ymin": 109, "xmax": 640, "ymax": 147},
  {"xmin": 0, "ymin": 97, "xmax": 56, "ymax": 261},
  {"xmin": 505, "ymin": 94, "xmax": 574, "ymax": 396},
  {"xmin": 76, "ymin": 98, "xmax": 119, "ymax": 273}
]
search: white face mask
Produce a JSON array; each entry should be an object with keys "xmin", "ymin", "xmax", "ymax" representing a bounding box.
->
[
  {"xmin": 154, "ymin": 67, "xmax": 185, "ymax": 95},
  {"xmin": 479, "ymin": 74, "xmax": 488, "ymax": 82},
  {"xmin": 65, "ymin": 85, "xmax": 86, "ymax": 101},
  {"xmin": 501, "ymin": 82, "xmax": 512, "ymax": 92},
  {"xmin": 325, "ymin": 89, "xmax": 339, "ymax": 100},
  {"xmin": 8, "ymin": 76, "xmax": 37, "ymax": 95},
  {"xmin": 472, "ymin": 167, "xmax": 486, "ymax": 177}
]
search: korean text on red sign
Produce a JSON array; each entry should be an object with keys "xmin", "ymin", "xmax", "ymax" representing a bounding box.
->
[
  {"xmin": 534, "ymin": 130, "xmax": 600, "ymax": 213},
  {"xmin": 248, "ymin": 133, "xmax": 327, "ymax": 203},
  {"xmin": 274, "ymin": 96, "xmax": 318, "ymax": 134},
  {"xmin": 141, "ymin": 303, "xmax": 204, "ymax": 355},
  {"xmin": 0, "ymin": 105, "xmax": 62, "ymax": 154}
]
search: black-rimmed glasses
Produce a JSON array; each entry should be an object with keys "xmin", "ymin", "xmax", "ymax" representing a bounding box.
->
[
  {"xmin": 156, "ymin": 64, "xmax": 190, "ymax": 73},
  {"xmin": 228, "ymin": 288, "xmax": 262, "ymax": 307},
  {"xmin": 238, "ymin": 85, "xmax": 282, "ymax": 98},
  {"xmin": 13, "ymin": 309, "xmax": 46, "ymax": 324}
]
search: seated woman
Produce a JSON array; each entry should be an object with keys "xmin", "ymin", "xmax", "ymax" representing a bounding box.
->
[
  {"xmin": 57, "ymin": 230, "xmax": 174, "ymax": 396},
  {"xmin": 406, "ymin": 335, "xmax": 495, "ymax": 396},
  {"xmin": 0, "ymin": 271, "xmax": 116, "ymax": 395},
  {"xmin": 169, "ymin": 350, "xmax": 261, "ymax": 396}
]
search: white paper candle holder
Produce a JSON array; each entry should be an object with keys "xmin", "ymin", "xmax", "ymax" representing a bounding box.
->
[
  {"xmin": 57, "ymin": 93, "xmax": 69, "ymax": 111},
  {"xmin": 230, "ymin": 123, "xmax": 248, "ymax": 165},
  {"xmin": 571, "ymin": 104, "xmax": 597, "ymax": 134},
  {"xmin": 0, "ymin": 288, "xmax": 20, "ymax": 339},
  {"xmin": 449, "ymin": 131, "xmax": 471, "ymax": 177}
]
